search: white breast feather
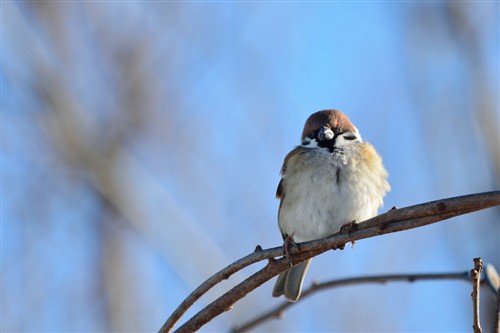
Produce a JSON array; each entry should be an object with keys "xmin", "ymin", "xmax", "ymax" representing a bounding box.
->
[{"xmin": 278, "ymin": 144, "xmax": 389, "ymax": 243}]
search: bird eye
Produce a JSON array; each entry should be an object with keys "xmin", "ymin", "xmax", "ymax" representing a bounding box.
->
[{"xmin": 343, "ymin": 134, "xmax": 356, "ymax": 140}]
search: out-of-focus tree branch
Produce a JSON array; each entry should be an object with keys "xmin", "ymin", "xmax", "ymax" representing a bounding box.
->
[
  {"xmin": 159, "ymin": 191, "xmax": 500, "ymax": 333},
  {"xmin": 446, "ymin": 2, "xmax": 500, "ymax": 186}
]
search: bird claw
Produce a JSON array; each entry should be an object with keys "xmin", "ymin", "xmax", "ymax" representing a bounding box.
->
[
  {"xmin": 282, "ymin": 234, "xmax": 297, "ymax": 267},
  {"xmin": 340, "ymin": 220, "xmax": 358, "ymax": 236}
]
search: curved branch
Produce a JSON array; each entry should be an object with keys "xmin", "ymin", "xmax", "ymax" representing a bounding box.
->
[
  {"xmin": 159, "ymin": 191, "xmax": 500, "ymax": 333},
  {"xmin": 231, "ymin": 271, "xmax": 475, "ymax": 332},
  {"xmin": 159, "ymin": 246, "xmax": 286, "ymax": 332}
]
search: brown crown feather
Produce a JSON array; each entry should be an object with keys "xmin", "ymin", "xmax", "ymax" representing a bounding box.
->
[{"xmin": 301, "ymin": 109, "xmax": 357, "ymax": 141}]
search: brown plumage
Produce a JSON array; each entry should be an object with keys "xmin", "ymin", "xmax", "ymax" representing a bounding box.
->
[{"xmin": 301, "ymin": 109, "xmax": 357, "ymax": 142}]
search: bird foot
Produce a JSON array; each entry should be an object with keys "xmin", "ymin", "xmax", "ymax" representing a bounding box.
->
[
  {"xmin": 282, "ymin": 234, "xmax": 297, "ymax": 267},
  {"xmin": 340, "ymin": 220, "xmax": 358, "ymax": 236}
]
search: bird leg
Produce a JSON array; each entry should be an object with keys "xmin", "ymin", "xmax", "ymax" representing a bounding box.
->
[
  {"xmin": 282, "ymin": 234, "xmax": 297, "ymax": 267},
  {"xmin": 340, "ymin": 220, "xmax": 359, "ymax": 247}
]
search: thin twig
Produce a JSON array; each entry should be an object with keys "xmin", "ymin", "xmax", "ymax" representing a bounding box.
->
[
  {"xmin": 471, "ymin": 258, "xmax": 483, "ymax": 333},
  {"xmin": 232, "ymin": 271, "xmax": 472, "ymax": 333},
  {"xmin": 159, "ymin": 191, "xmax": 500, "ymax": 333}
]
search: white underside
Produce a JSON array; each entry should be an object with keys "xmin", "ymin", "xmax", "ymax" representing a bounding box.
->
[{"xmin": 278, "ymin": 146, "xmax": 387, "ymax": 242}]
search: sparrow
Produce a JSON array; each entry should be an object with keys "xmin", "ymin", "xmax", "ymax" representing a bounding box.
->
[{"xmin": 272, "ymin": 109, "xmax": 390, "ymax": 302}]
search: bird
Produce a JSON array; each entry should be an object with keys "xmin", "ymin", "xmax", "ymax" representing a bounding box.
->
[{"xmin": 272, "ymin": 109, "xmax": 390, "ymax": 302}]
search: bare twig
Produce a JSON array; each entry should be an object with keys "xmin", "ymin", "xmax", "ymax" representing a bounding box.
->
[
  {"xmin": 159, "ymin": 191, "xmax": 500, "ymax": 333},
  {"xmin": 471, "ymin": 258, "xmax": 483, "ymax": 333},
  {"xmin": 232, "ymin": 271, "xmax": 472, "ymax": 333}
]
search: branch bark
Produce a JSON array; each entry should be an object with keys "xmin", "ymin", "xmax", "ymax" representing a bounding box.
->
[
  {"xmin": 471, "ymin": 258, "xmax": 483, "ymax": 333},
  {"xmin": 159, "ymin": 191, "xmax": 500, "ymax": 333}
]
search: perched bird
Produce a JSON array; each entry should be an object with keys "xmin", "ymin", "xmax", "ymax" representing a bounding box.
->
[{"xmin": 272, "ymin": 110, "xmax": 390, "ymax": 302}]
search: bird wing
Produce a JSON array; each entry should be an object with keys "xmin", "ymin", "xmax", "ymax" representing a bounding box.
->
[{"xmin": 276, "ymin": 146, "xmax": 307, "ymax": 239}]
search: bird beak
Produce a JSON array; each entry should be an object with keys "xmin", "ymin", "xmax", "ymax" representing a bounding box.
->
[{"xmin": 318, "ymin": 126, "xmax": 334, "ymax": 141}]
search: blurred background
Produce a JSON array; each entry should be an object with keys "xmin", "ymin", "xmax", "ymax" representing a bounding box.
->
[{"xmin": 2, "ymin": 1, "xmax": 499, "ymax": 332}]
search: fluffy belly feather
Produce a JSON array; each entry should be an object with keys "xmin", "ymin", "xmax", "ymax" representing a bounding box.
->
[{"xmin": 278, "ymin": 148, "xmax": 383, "ymax": 242}]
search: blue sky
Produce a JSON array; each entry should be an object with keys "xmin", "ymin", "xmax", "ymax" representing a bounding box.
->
[{"xmin": 2, "ymin": 1, "xmax": 499, "ymax": 332}]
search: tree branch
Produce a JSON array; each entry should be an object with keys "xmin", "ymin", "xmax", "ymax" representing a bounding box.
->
[
  {"xmin": 159, "ymin": 191, "xmax": 500, "ymax": 333},
  {"xmin": 471, "ymin": 258, "xmax": 483, "ymax": 333}
]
